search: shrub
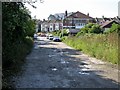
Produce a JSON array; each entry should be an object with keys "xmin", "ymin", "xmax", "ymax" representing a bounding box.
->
[
  {"xmin": 89, "ymin": 24, "xmax": 102, "ymax": 34},
  {"xmin": 104, "ymin": 23, "xmax": 120, "ymax": 33},
  {"xmin": 63, "ymin": 33, "xmax": 118, "ymax": 64}
]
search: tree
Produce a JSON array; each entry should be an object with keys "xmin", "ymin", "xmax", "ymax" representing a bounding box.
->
[
  {"xmin": 2, "ymin": 2, "xmax": 35, "ymax": 67},
  {"xmin": 89, "ymin": 24, "xmax": 102, "ymax": 34}
]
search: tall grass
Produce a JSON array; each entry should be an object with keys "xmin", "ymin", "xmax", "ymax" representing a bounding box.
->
[{"xmin": 63, "ymin": 32, "xmax": 118, "ymax": 64}]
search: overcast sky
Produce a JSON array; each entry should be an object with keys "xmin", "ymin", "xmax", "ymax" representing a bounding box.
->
[{"xmin": 25, "ymin": 0, "xmax": 120, "ymax": 20}]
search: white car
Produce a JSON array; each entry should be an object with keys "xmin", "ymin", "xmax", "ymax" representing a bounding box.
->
[
  {"xmin": 53, "ymin": 36, "xmax": 61, "ymax": 42},
  {"xmin": 49, "ymin": 35, "xmax": 53, "ymax": 40}
]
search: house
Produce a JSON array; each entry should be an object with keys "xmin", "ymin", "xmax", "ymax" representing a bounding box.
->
[
  {"xmin": 37, "ymin": 20, "xmax": 43, "ymax": 32},
  {"xmin": 48, "ymin": 14, "xmax": 57, "ymax": 21},
  {"xmin": 41, "ymin": 20, "xmax": 49, "ymax": 32},
  {"xmin": 63, "ymin": 11, "xmax": 94, "ymax": 29},
  {"xmin": 101, "ymin": 20, "xmax": 119, "ymax": 31},
  {"xmin": 49, "ymin": 20, "xmax": 55, "ymax": 32},
  {"xmin": 54, "ymin": 20, "xmax": 63, "ymax": 30},
  {"xmin": 94, "ymin": 16, "xmax": 120, "ymax": 25},
  {"xmin": 41, "ymin": 11, "xmax": 94, "ymax": 32},
  {"xmin": 48, "ymin": 12, "xmax": 73, "ymax": 20}
]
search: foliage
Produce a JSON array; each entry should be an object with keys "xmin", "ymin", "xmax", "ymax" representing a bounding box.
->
[
  {"xmin": 104, "ymin": 23, "xmax": 120, "ymax": 34},
  {"xmin": 76, "ymin": 23, "xmax": 102, "ymax": 37},
  {"xmin": 85, "ymin": 23, "xmax": 94, "ymax": 28},
  {"xmin": 50, "ymin": 29, "xmax": 68, "ymax": 38},
  {"xmin": 2, "ymin": 2, "xmax": 35, "ymax": 88},
  {"xmin": 2, "ymin": 2, "xmax": 35, "ymax": 66},
  {"xmin": 62, "ymin": 29, "xmax": 68, "ymax": 36},
  {"xmin": 63, "ymin": 33, "xmax": 118, "ymax": 64},
  {"xmin": 89, "ymin": 24, "xmax": 102, "ymax": 33}
]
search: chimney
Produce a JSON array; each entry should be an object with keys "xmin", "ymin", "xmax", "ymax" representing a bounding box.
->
[
  {"xmin": 65, "ymin": 10, "xmax": 68, "ymax": 17},
  {"xmin": 117, "ymin": 16, "xmax": 119, "ymax": 19},
  {"xmin": 102, "ymin": 15, "xmax": 105, "ymax": 21},
  {"xmin": 87, "ymin": 13, "xmax": 89, "ymax": 16},
  {"xmin": 95, "ymin": 17, "xmax": 98, "ymax": 22},
  {"xmin": 43, "ymin": 19, "xmax": 45, "ymax": 21},
  {"xmin": 102, "ymin": 15, "xmax": 105, "ymax": 19}
]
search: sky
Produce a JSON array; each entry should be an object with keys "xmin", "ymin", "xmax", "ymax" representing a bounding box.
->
[{"xmin": 25, "ymin": 0, "xmax": 120, "ymax": 20}]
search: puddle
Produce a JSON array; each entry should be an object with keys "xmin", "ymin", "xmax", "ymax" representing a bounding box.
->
[
  {"xmin": 60, "ymin": 59, "xmax": 69, "ymax": 64},
  {"xmin": 48, "ymin": 55, "xmax": 56, "ymax": 57},
  {"xmin": 78, "ymin": 71, "xmax": 90, "ymax": 75},
  {"xmin": 60, "ymin": 52, "xmax": 63, "ymax": 55},
  {"xmin": 61, "ymin": 61, "xmax": 66, "ymax": 64},
  {"xmin": 73, "ymin": 60, "xmax": 77, "ymax": 61},
  {"xmin": 52, "ymin": 68, "xmax": 57, "ymax": 71},
  {"xmin": 81, "ymin": 68, "xmax": 89, "ymax": 71},
  {"xmin": 53, "ymin": 50, "xmax": 57, "ymax": 52},
  {"xmin": 61, "ymin": 61, "xmax": 69, "ymax": 64}
]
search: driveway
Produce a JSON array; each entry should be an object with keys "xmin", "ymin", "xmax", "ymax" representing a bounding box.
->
[{"xmin": 12, "ymin": 36, "xmax": 119, "ymax": 88}]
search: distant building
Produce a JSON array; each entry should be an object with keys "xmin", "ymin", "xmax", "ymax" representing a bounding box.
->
[
  {"xmin": 41, "ymin": 20, "xmax": 49, "ymax": 32},
  {"xmin": 63, "ymin": 11, "xmax": 94, "ymax": 29},
  {"xmin": 101, "ymin": 20, "xmax": 119, "ymax": 31},
  {"xmin": 49, "ymin": 20, "xmax": 55, "ymax": 32},
  {"xmin": 41, "ymin": 11, "xmax": 94, "ymax": 32}
]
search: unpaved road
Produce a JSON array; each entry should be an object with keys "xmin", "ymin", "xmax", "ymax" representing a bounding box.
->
[{"xmin": 12, "ymin": 36, "xmax": 119, "ymax": 88}]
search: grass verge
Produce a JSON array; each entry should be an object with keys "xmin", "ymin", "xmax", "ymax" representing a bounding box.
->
[{"xmin": 63, "ymin": 33, "xmax": 118, "ymax": 64}]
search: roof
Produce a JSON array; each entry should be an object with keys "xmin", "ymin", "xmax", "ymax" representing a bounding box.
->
[
  {"xmin": 54, "ymin": 13, "xmax": 65, "ymax": 19},
  {"xmin": 94, "ymin": 17, "xmax": 120, "ymax": 24},
  {"xmin": 66, "ymin": 11, "xmax": 93, "ymax": 19},
  {"xmin": 101, "ymin": 20, "xmax": 119, "ymax": 28},
  {"xmin": 48, "ymin": 12, "xmax": 73, "ymax": 20}
]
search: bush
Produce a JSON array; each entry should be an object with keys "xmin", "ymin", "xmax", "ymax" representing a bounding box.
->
[
  {"xmin": 89, "ymin": 24, "xmax": 102, "ymax": 34},
  {"xmin": 77, "ymin": 23, "xmax": 102, "ymax": 37},
  {"xmin": 2, "ymin": 2, "xmax": 35, "ymax": 89},
  {"xmin": 63, "ymin": 33, "xmax": 118, "ymax": 64},
  {"xmin": 104, "ymin": 23, "xmax": 120, "ymax": 34}
]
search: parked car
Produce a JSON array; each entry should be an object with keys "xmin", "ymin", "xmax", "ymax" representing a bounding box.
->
[
  {"xmin": 40, "ymin": 34, "xmax": 46, "ymax": 37},
  {"xmin": 49, "ymin": 35, "xmax": 54, "ymax": 40},
  {"xmin": 53, "ymin": 36, "xmax": 61, "ymax": 42}
]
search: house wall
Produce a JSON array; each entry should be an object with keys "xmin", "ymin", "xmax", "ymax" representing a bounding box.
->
[
  {"xmin": 35, "ymin": 24, "xmax": 38, "ymax": 32},
  {"xmin": 63, "ymin": 18, "xmax": 90, "ymax": 29},
  {"xmin": 41, "ymin": 23, "xmax": 49, "ymax": 32},
  {"xmin": 49, "ymin": 23, "xmax": 55, "ymax": 32},
  {"xmin": 55, "ymin": 23, "xmax": 59, "ymax": 30}
]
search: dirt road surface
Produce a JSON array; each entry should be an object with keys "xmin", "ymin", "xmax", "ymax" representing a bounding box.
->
[{"xmin": 12, "ymin": 36, "xmax": 119, "ymax": 88}]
